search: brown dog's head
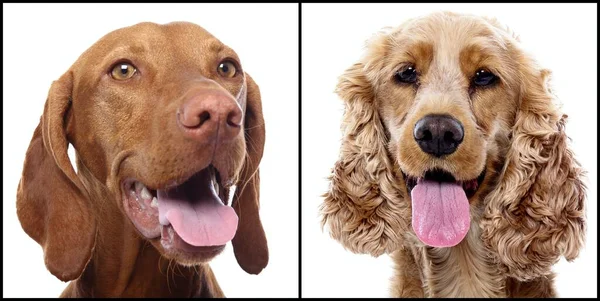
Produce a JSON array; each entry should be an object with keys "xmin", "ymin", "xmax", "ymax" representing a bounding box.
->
[
  {"xmin": 16, "ymin": 22, "xmax": 268, "ymax": 282},
  {"xmin": 321, "ymin": 11, "xmax": 585, "ymax": 280}
]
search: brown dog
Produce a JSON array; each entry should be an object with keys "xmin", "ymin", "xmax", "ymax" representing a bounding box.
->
[{"xmin": 16, "ymin": 21, "xmax": 267, "ymax": 297}]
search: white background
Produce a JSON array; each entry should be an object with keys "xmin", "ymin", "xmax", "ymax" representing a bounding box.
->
[
  {"xmin": 302, "ymin": 3, "xmax": 597, "ymax": 298},
  {"xmin": 3, "ymin": 3, "xmax": 298, "ymax": 298}
]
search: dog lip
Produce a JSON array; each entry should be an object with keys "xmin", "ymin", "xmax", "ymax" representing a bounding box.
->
[
  {"xmin": 121, "ymin": 179, "xmax": 161, "ymax": 240},
  {"xmin": 160, "ymin": 224, "xmax": 226, "ymax": 255},
  {"xmin": 122, "ymin": 164, "xmax": 224, "ymax": 192},
  {"xmin": 402, "ymin": 168, "xmax": 486, "ymax": 199},
  {"xmin": 120, "ymin": 164, "xmax": 226, "ymax": 241}
]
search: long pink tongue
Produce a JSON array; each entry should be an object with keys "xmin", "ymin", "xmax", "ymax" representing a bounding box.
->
[
  {"xmin": 157, "ymin": 170, "xmax": 238, "ymax": 246},
  {"xmin": 411, "ymin": 179, "xmax": 470, "ymax": 247}
]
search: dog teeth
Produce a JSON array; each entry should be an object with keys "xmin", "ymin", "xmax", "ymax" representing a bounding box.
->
[
  {"xmin": 151, "ymin": 197, "xmax": 158, "ymax": 208},
  {"xmin": 140, "ymin": 186, "xmax": 152, "ymax": 201},
  {"xmin": 134, "ymin": 181, "xmax": 144, "ymax": 192},
  {"xmin": 211, "ymin": 169, "xmax": 219, "ymax": 194}
]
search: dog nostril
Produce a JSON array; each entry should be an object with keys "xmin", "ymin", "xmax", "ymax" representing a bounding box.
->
[
  {"xmin": 414, "ymin": 114, "xmax": 464, "ymax": 157},
  {"xmin": 414, "ymin": 120, "xmax": 432, "ymax": 141},
  {"xmin": 444, "ymin": 131, "xmax": 454, "ymax": 142},
  {"xmin": 414, "ymin": 128, "xmax": 433, "ymax": 141},
  {"xmin": 226, "ymin": 111, "xmax": 241, "ymax": 127},
  {"xmin": 198, "ymin": 111, "xmax": 210, "ymax": 127},
  {"xmin": 422, "ymin": 130, "xmax": 432, "ymax": 141},
  {"xmin": 445, "ymin": 124, "xmax": 463, "ymax": 143}
]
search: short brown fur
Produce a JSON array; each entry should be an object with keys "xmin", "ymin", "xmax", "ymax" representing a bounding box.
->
[{"xmin": 17, "ymin": 22, "xmax": 268, "ymax": 297}]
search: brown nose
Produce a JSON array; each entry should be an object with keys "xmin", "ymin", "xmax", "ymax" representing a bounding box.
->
[{"xmin": 178, "ymin": 89, "xmax": 243, "ymax": 143}]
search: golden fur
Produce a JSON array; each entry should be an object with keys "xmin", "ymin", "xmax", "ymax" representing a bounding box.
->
[{"xmin": 321, "ymin": 11, "xmax": 586, "ymax": 297}]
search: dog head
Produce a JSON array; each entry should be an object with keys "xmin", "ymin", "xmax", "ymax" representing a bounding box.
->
[
  {"xmin": 17, "ymin": 22, "xmax": 268, "ymax": 281},
  {"xmin": 321, "ymin": 12, "xmax": 585, "ymax": 280}
]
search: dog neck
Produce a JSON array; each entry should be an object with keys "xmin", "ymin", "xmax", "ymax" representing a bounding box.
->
[
  {"xmin": 60, "ymin": 159, "xmax": 223, "ymax": 297},
  {"xmin": 422, "ymin": 220, "xmax": 506, "ymax": 297},
  {"xmin": 418, "ymin": 207, "xmax": 556, "ymax": 298},
  {"xmin": 71, "ymin": 230, "xmax": 204, "ymax": 297}
]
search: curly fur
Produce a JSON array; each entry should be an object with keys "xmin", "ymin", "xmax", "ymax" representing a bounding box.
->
[
  {"xmin": 320, "ymin": 62, "xmax": 411, "ymax": 256},
  {"xmin": 321, "ymin": 11, "xmax": 586, "ymax": 297}
]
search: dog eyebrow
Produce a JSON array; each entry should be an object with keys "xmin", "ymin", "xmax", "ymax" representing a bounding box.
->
[
  {"xmin": 459, "ymin": 38, "xmax": 505, "ymax": 74},
  {"xmin": 388, "ymin": 34, "xmax": 433, "ymax": 60},
  {"xmin": 127, "ymin": 44, "xmax": 148, "ymax": 55},
  {"xmin": 102, "ymin": 44, "xmax": 148, "ymax": 63},
  {"xmin": 377, "ymin": 36, "xmax": 433, "ymax": 79},
  {"xmin": 204, "ymin": 40, "xmax": 241, "ymax": 64},
  {"xmin": 206, "ymin": 39, "xmax": 225, "ymax": 53}
]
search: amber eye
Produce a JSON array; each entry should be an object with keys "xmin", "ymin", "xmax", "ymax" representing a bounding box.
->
[
  {"xmin": 217, "ymin": 60, "xmax": 237, "ymax": 78},
  {"xmin": 111, "ymin": 63, "xmax": 137, "ymax": 80}
]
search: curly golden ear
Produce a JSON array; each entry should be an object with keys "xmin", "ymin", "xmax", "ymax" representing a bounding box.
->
[
  {"xmin": 320, "ymin": 62, "xmax": 410, "ymax": 257},
  {"xmin": 231, "ymin": 73, "xmax": 268, "ymax": 274},
  {"xmin": 481, "ymin": 67, "xmax": 586, "ymax": 281},
  {"xmin": 16, "ymin": 72, "xmax": 96, "ymax": 282}
]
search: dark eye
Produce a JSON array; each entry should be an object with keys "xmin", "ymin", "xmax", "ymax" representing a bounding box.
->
[
  {"xmin": 473, "ymin": 69, "xmax": 497, "ymax": 86},
  {"xmin": 110, "ymin": 63, "xmax": 137, "ymax": 80},
  {"xmin": 395, "ymin": 65, "xmax": 418, "ymax": 84},
  {"xmin": 217, "ymin": 60, "xmax": 237, "ymax": 78}
]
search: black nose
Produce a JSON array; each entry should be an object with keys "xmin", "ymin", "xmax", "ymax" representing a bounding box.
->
[{"xmin": 413, "ymin": 115, "xmax": 464, "ymax": 157}]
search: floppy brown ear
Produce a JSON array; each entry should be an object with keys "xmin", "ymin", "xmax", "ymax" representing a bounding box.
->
[
  {"xmin": 481, "ymin": 67, "xmax": 586, "ymax": 281},
  {"xmin": 320, "ymin": 62, "xmax": 410, "ymax": 257},
  {"xmin": 16, "ymin": 71, "xmax": 96, "ymax": 282},
  {"xmin": 231, "ymin": 73, "xmax": 268, "ymax": 274}
]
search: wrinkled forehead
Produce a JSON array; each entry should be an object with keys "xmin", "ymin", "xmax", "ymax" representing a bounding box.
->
[{"xmin": 71, "ymin": 21, "xmax": 237, "ymax": 71}]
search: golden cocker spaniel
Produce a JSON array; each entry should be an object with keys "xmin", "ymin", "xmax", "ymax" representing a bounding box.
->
[{"xmin": 321, "ymin": 11, "xmax": 586, "ymax": 297}]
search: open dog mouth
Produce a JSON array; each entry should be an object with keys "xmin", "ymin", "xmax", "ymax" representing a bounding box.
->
[
  {"xmin": 404, "ymin": 169, "xmax": 485, "ymax": 199},
  {"xmin": 122, "ymin": 165, "xmax": 238, "ymax": 254},
  {"xmin": 403, "ymin": 169, "xmax": 485, "ymax": 248}
]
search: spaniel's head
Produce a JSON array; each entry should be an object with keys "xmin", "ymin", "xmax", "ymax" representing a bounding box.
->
[{"xmin": 321, "ymin": 11, "xmax": 585, "ymax": 281}]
